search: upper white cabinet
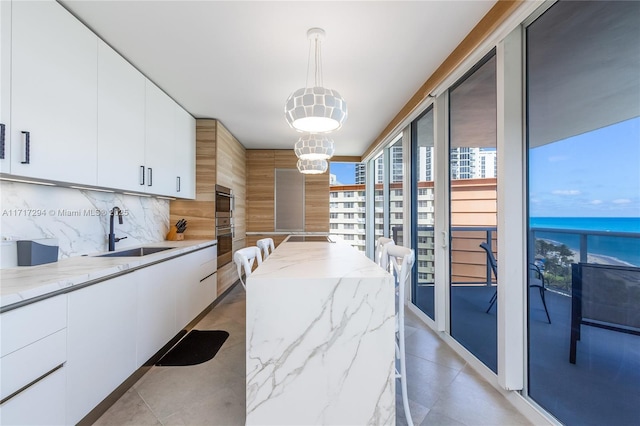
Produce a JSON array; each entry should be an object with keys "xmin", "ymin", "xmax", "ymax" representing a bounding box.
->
[
  {"xmin": 96, "ymin": 40, "xmax": 146, "ymax": 192},
  {"xmin": 2, "ymin": 0, "xmax": 195, "ymax": 198},
  {"xmin": 0, "ymin": 1, "xmax": 11, "ymax": 174},
  {"xmin": 144, "ymin": 81, "xmax": 177, "ymax": 196},
  {"xmin": 10, "ymin": 0, "xmax": 98, "ymax": 184},
  {"xmin": 173, "ymin": 105, "xmax": 196, "ymax": 199}
]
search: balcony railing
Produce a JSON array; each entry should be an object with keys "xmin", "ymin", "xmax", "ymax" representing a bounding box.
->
[{"xmin": 391, "ymin": 225, "xmax": 640, "ymax": 293}]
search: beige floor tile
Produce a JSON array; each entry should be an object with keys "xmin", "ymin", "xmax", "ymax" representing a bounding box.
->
[
  {"xmin": 93, "ymin": 388, "xmax": 161, "ymax": 426},
  {"xmin": 427, "ymin": 366, "xmax": 531, "ymax": 426}
]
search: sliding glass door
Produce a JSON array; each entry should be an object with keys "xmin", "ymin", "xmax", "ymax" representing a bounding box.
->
[
  {"xmin": 411, "ymin": 106, "xmax": 435, "ymax": 319},
  {"xmin": 526, "ymin": 1, "xmax": 640, "ymax": 424},
  {"xmin": 448, "ymin": 51, "xmax": 498, "ymax": 373}
]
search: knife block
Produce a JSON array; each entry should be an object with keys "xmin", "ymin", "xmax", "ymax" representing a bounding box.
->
[{"xmin": 166, "ymin": 226, "xmax": 184, "ymax": 241}]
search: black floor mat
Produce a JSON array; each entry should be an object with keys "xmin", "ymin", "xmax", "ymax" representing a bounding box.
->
[{"xmin": 155, "ymin": 330, "xmax": 229, "ymax": 366}]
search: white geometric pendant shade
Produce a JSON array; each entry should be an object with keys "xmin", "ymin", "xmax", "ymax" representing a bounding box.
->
[
  {"xmin": 296, "ymin": 158, "xmax": 328, "ymax": 174},
  {"xmin": 294, "ymin": 134, "xmax": 335, "ymax": 160},
  {"xmin": 285, "ymin": 87, "xmax": 347, "ymax": 133}
]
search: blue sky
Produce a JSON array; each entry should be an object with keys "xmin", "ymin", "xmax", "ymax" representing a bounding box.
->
[
  {"xmin": 529, "ymin": 117, "xmax": 640, "ymax": 218},
  {"xmin": 330, "ymin": 162, "xmax": 356, "ymax": 185}
]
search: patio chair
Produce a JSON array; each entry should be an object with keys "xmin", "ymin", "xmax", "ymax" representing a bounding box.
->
[
  {"xmin": 479, "ymin": 242, "xmax": 551, "ymax": 323},
  {"xmin": 570, "ymin": 263, "xmax": 640, "ymax": 363}
]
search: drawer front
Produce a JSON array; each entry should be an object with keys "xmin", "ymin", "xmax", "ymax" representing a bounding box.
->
[
  {"xmin": 0, "ymin": 366, "xmax": 66, "ymax": 425},
  {"xmin": 0, "ymin": 329, "xmax": 66, "ymax": 401},
  {"xmin": 198, "ymin": 258, "xmax": 217, "ymax": 281},
  {"xmin": 1, "ymin": 295, "xmax": 67, "ymax": 357}
]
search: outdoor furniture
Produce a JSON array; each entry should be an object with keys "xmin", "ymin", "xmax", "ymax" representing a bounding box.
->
[
  {"xmin": 479, "ymin": 242, "xmax": 551, "ymax": 323},
  {"xmin": 570, "ymin": 263, "xmax": 640, "ymax": 363}
]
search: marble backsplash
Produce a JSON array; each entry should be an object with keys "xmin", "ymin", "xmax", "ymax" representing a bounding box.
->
[{"xmin": 0, "ymin": 181, "xmax": 170, "ymax": 263}]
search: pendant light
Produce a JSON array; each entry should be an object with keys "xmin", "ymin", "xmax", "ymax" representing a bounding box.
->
[
  {"xmin": 284, "ymin": 28, "xmax": 347, "ymax": 133},
  {"xmin": 294, "ymin": 133, "xmax": 335, "ymax": 161},
  {"xmin": 296, "ymin": 158, "xmax": 328, "ymax": 174}
]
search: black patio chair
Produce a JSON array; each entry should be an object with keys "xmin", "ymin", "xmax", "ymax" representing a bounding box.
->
[{"xmin": 479, "ymin": 242, "xmax": 551, "ymax": 323}]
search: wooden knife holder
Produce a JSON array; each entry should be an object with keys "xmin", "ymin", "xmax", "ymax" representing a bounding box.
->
[{"xmin": 166, "ymin": 226, "xmax": 184, "ymax": 241}]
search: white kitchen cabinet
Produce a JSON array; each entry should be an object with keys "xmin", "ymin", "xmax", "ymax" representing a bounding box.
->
[
  {"xmin": 0, "ymin": 0, "xmax": 11, "ymax": 174},
  {"xmin": 173, "ymin": 104, "xmax": 196, "ymax": 199},
  {"xmin": 10, "ymin": 0, "xmax": 98, "ymax": 184},
  {"xmin": 96, "ymin": 40, "xmax": 146, "ymax": 192},
  {"xmin": 136, "ymin": 255, "xmax": 180, "ymax": 366},
  {"xmin": 144, "ymin": 81, "xmax": 176, "ymax": 197},
  {"xmin": 175, "ymin": 246, "xmax": 217, "ymax": 329},
  {"xmin": 0, "ymin": 367, "xmax": 66, "ymax": 426},
  {"xmin": 66, "ymin": 273, "xmax": 137, "ymax": 425},
  {"xmin": 0, "ymin": 295, "xmax": 67, "ymax": 425}
]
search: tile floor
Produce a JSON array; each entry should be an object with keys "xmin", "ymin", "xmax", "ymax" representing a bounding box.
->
[{"xmin": 94, "ymin": 284, "xmax": 531, "ymax": 425}]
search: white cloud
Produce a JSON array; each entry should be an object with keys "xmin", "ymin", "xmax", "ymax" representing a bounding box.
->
[
  {"xmin": 613, "ymin": 198, "xmax": 631, "ymax": 204},
  {"xmin": 552, "ymin": 189, "xmax": 581, "ymax": 195},
  {"xmin": 590, "ymin": 200, "xmax": 603, "ymax": 205}
]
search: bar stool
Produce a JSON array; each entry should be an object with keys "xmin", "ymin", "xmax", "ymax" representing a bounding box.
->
[
  {"xmin": 256, "ymin": 237, "xmax": 275, "ymax": 261},
  {"xmin": 233, "ymin": 246, "xmax": 262, "ymax": 290},
  {"xmin": 375, "ymin": 236, "xmax": 395, "ymax": 271},
  {"xmin": 386, "ymin": 244, "xmax": 415, "ymax": 426}
]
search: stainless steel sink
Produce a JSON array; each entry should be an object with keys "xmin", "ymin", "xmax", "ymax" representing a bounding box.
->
[{"xmin": 96, "ymin": 247, "xmax": 174, "ymax": 257}]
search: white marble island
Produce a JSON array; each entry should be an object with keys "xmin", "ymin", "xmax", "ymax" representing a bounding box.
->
[{"xmin": 246, "ymin": 237, "xmax": 395, "ymax": 425}]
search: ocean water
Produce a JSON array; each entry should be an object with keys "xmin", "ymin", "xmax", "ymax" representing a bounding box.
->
[{"xmin": 530, "ymin": 217, "xmax": 640, "ymax": 267}]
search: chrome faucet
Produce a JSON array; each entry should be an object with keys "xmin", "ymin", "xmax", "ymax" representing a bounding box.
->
[{"xmin": 108, "ymin": 207, "xmax": 127, "ymax": 251}]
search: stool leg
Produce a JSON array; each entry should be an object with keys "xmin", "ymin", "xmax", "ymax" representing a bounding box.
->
[{"xmin": 398, "ymin": 310, "xmax": 413, "ymax": 426}]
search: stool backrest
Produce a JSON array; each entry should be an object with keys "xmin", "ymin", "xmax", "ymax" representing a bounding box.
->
[
  {"xmin": 233, "ymin": 246, "xmax": 262, "ymax": 289},
  {"xmin": 375, "ymin": 237, "xmax": 395, "ymax": 271},
  {"xmin": 256, "ymin": 238, "xmax": 275, "ymax": 261},
  {"xmin": 386, "ymin": 244, "xmax": 415, "ymax": 300}
]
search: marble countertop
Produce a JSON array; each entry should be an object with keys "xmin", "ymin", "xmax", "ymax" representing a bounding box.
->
[
  {"xmin": 251, "ymin": 238, "xmax": 389, "ymax": 281},
  {"xmin": 0, "ymin": 240, "xmax": 216, "ymax": 309}
]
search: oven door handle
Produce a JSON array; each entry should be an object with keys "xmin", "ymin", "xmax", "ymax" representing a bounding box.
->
[{"xmin": 216, "ymin": 227, "xmax": 233, "ymax": 235}]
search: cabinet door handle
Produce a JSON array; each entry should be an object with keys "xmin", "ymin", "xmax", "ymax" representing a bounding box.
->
[
  {"xmin": 0, "ymin": 123, "xmax": 5, "ymax": 159},
  {"xmin": 147, "ymin": 167, "xmax": 152, "ymax": 186},
  {"xmin": 139, "ymin": 166, "xmax": 145, "ymax": 185},
  {"xmin": 176, "ymin": 176, "xmax": 181, "ymax": 192},
  {"xmin": 20, "ymin": 131, "xmax": 30, "ymax": 164}
]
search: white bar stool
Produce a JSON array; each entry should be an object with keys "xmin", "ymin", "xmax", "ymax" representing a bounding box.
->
[
  {"xmin": 256, "ymin": 237, "xmax": 275, "ymax": 261},
  {"xmin": 233, "ymin": 246, "xmax": 262, "ymax": 290},
  {"xmin": 375, "ymin": 236, "xmax": 395, "ymax": 271},
  {"xmin": 386, "ymin": 244, "xmax": 415, "ymax": 426}
]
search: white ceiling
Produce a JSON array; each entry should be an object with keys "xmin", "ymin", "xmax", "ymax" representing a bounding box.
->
[{"xmin": 60, "ymin": 0, "xmax": 497, "ymax": 157}]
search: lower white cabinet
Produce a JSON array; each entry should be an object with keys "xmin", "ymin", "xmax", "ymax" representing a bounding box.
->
[
  {"xmin": 0, "ymin": 295, "xmax": 67, "ymax": 425},
  {"xmin": 136, "ymin": 257, "xmax": 180, "ymax": 367},
  {"xmin": 0, "ymin": 367, "xmax": 66, "ymax": 426},
  {"xmin": 175, "ymin": 246, "xmax": 217, "ymax": 329},
  {"xmin": 1, "ymin": 244, "xmax": 217, "ymax": 425},
  {"xmin": 66, "ymin": 273, "xmax": 137, "ymax": 425}
]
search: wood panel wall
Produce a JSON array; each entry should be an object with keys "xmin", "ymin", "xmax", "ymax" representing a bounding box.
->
[
  {"xmin": 170, "ymin": 119, "xmax": 247, "ymax": 297},
  {"xmin": 246, "ymin": 149, "xmax": 329, "ymax": 238}
]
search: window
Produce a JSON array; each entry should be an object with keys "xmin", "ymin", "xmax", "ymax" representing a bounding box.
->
[
  {"xmin": 330, "ymin": 192, "xmax": 338, "ymax": 198},
  {"xmin": 344, "ymin": 191, "xmax": 354, "ymax": 198},
  {"xmin": 343, "ymin": 213, "xmax": 354, "ymax": 219},
  {"xmin": 343, "ymin": 202, "xmax": 354, "ymax": 209},
  {"xmin": 343, "ymin": 224, "xmax": 354, "ymax": 230},
  {"xmin": 330, "ymin": 213, "xmax": 338, "ymax": 219},
  {"xmin": 330, "ymin": 223, "xmax": 338, "ymax": 229},
  {"xmin": 526, "ymin": 2, "xmax": 640, "ymax": 424}
]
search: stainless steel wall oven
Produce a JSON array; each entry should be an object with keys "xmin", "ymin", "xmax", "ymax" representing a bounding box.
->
[{"xmin": 215, "ymin": 185, "xmax": 234, "ymax": 267}]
